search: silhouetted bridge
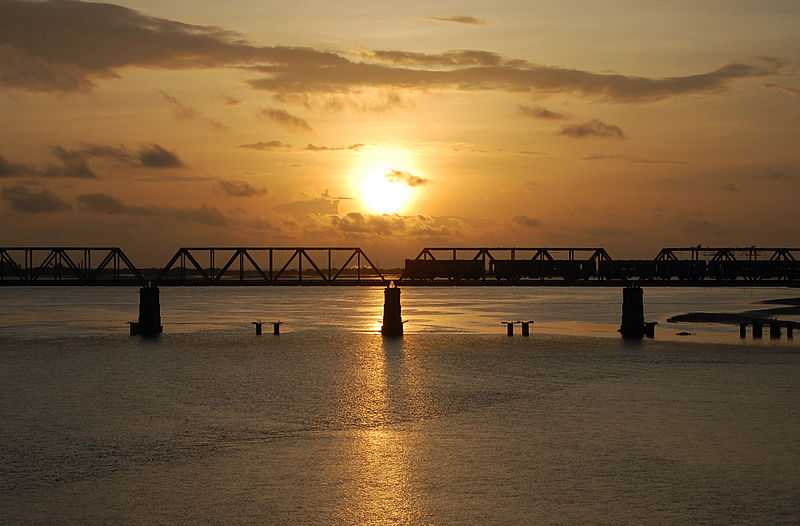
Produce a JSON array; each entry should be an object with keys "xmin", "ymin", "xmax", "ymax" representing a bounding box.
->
[{"xmin": 1, "ymin": 246, "xmax": 799, "ymax": 287}]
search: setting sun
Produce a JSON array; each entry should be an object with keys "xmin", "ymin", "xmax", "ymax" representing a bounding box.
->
[{"xmin": 353, "ymin": 146, "xmax": 423, "ymax": 214}]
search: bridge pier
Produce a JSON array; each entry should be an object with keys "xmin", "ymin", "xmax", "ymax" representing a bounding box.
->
[
  {"xmin": 770, "ymin": 323, "xmax": 782, "ymax": 339},
  {"xmin": 381, "ymin": 282, "xmax": 403, "ymax": 337},
  {"xmin": 130, "ymin": 283, "xmax": 162, "ymax": 337},
  {"xmin": 620, "ymin": 284, "xmax": 647, "ymax": 339},
  {"xmin": 740, "ymin": 322, "xmax": 747, "ymax": 339},
  {"xmin": 752, "ymin": 321, "xmax": 763, "ymax": 339},
  {"xmin": 521, "ymin": 321, "xmax": 532, "ymax": 337}
]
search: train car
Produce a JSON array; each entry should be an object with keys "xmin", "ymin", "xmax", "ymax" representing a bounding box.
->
[
  {"xmin": 707, "ymin": 261, "xmax": 743, "ymax": 280},
  {"xmin": 403, "ymin": 259, "xmax": 484, "ymax": 280},
  {"xmin": 493, "ymin": 259, "xmax": 595, "ymax": 281},
  {"xmin": 787, "ymin": 261, "xmax": 800, "ymax": 281},
  {"xmin": 656, "ymin": 260, "xmax": 707, "ymax": 280},
  {"xmin": 492, "ymin": 260, "xmax": 535, "ymax": 281},
  {"xmin": 599, "ymin": 260, "xmax": 657, "ymax": 280}
]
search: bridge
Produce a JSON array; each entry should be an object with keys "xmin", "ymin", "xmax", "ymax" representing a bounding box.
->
[{"xmin": 1, "ymin": 245, "xmax": 798, "ymax": 287}]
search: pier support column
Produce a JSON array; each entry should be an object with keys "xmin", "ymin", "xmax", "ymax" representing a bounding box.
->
[
  {"xmin": 788, "ymin": 326, "xmax": 794, "ymax": 339},
  {"xmin": 130, "ymin": 283, "xmax": 162, "ymax": 336},
  {"xmin": 381, "ymin": 282, "xmax": 403, "ymax": 337},
  {"xmin": 740, "ymin": 323, "xmax": 747, "ymax": 339},
  {"xmin": 770, "ymin": 323, "xmax": 781, "ymax": 340},
  {"xmin": 521, "ymin": 321, "xmax": 531, "ymax": 337},
  {"xmin": 752, "ymin": 321, "xmax": 763, "ymax": 339},
  {"xmin": 619, "ymin": 285, "xmax": 646, "ymax": 339}
]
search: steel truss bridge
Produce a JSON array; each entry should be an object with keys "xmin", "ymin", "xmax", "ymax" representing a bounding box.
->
[{"xmin": 0, "ymin": 246, "xmax": 798, "ymax": 287}]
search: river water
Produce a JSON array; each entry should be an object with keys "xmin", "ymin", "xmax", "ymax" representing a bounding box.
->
[{"xmin": 1, "ymin": 287, "xmax": 799, "ymax": 524}]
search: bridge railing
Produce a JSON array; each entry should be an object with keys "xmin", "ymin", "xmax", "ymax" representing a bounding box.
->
[
  {"xmin": 155, "ymin": 247, "xmax": 386, "ymax": 285},
  {"xmin": 0, "ymin": 247, "xmax": 143, "ymax": 284}
]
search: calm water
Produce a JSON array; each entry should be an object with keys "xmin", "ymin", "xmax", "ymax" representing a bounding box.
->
[{"xmin": 1, "ymin": 287, "xmax": 799, "ymax": 524}]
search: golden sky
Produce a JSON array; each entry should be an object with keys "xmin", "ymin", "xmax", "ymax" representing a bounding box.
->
[{"xmin": 1, "ymin": 0, "xmax": 799, "ymax": 265}]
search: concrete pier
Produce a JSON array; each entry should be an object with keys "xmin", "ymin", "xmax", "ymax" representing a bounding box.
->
[
  {"xmin": 619, "ymin": 285, "xmax": 646, "ymax": 339},
  {"xmin": 130, "ymin": 283, "xmax": 162, "ymax": 336},
  {"xmin": 770, "ymin": 323, "xmax": 781, "ymax": 339},
  {"xmin": 381, "ymin": 282, "xmax": 403, "ymax": 337},
  {"xmin": 740, "ymin": 322, "xmax": 747, "ymax": 339},
  {"xmin": 253, "ymin": 322, "xmax": 263, "ymax": 335},
  {"xmin": 521, "ymin": 321, "xmax": 532, "ymax": 337},
  {"xmin": 273, "ymin": 322, "xmax": 282, "ymax": 335},
  {"xmin": 788, "ymin": 326, "xmax": 794, "ymax": 339},
  {"xmin": 753, "ymin": 321, "xmax": 763, "ymax": 339},
  {"xmin": 506, "ymin": 322, "xmax": 514, "ymax": 337}
]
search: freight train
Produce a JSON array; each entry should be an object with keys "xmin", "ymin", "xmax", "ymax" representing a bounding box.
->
[{"xmin": 402, "ymin": 258, "xmax": 800, "ymax": 281}]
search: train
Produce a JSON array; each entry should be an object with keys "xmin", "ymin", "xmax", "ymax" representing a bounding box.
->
[{"xmin": 402, "ymin": 258, "xmax": 800, "ymax": 281}]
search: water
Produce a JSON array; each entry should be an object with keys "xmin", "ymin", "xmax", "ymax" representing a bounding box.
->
[{"xmin": 1, "ymin": 287, "xmax": 799, "ymax": 524}]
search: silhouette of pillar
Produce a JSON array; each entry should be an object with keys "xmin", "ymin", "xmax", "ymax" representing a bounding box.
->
[
  {"xmin": 381, "ymin": 282, "xmax": 403, "ymax": 337},
  {"xmin": 619, "ymin": 285, "xmax": 645, "ymax": 339},
  {"xmin": 788, "ymin": 326, "xmax": 794, "ymax": 339},
  {"xmin": 273, "ymin": 322, "xmax": 282, "ymax": 335},
  {"xmin": 521, "ymin": 321, "xmax": 531, "ymax": 337},
  {"xmin": 739, "ymin": 322, "xmax": 747, "ymax": 339},
  {"xmin": 770, "ymin": 323, "xmax": 781, "ymax": 339},
  {"xmin": 253, "ymin": 322, "xmax": 263, "ymax": 335},
  {"xmin": 752, "ymin": 321, "xmax": 763, "ymax": 339},
  {"xmin": 134, "ymin": 283, "xmax": 162, "ymax": 336}
]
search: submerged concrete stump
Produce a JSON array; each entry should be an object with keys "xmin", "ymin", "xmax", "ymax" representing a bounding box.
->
[
  {"xmin": 130, "ymin": 283, "xmax": 162, "ymax": 336},
  {"xmin": 381, "ymin": 282, "xmax": 403, "ymax": 337},
  {"xmin": 619, "ymin": 285, "xmax": 646, "ymax": 339}
]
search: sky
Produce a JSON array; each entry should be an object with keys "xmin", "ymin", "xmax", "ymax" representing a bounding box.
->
[{"xmin": 1, "ymin": 0, "xmax": 799, "ymax": 266}]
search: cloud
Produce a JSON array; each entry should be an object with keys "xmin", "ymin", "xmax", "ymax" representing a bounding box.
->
[
  {"xmin": 275, "ymin": 90, "xmax": 412, "ymax": 113},
  {"xmin": 39, "ymin": 146, "xmax": 97, "ymax": 178},
  {"xmin": 761, "ymin": 170, "xmax": 798, "ymax": 182},
  {"xmin": 367, "ymin": 50, "xmax": 501, "ymax": 67},
  {"xmin": 136, "ymin": 144, "xmax": 184, "ymax": 168},
  {"xmin": 559, "ymin": 120, "xmax": 625, "ymax": 139},
  {"xmin": 240, "ymin": 140, "xmax": 293, "ymax": 151},
  {"xmin": 0, "ymin": 155, "xmax": 36, "ymax": 177},
  {"xmin": 274, "ymin": 194, "xmax": 340, "ymax": 216},
  {"xmin": 78, "ymin": 193, "xmax": 226, "ymax": 225},
  {"xmin": 305, "ymin": 143, "xmax": 364, "ymax": 152},
  {"xmin": 2, "ymin": 185, "xmax": 71, "ymax": 213},
  {"xmin": 158, "ymin": 90, "xmax": 226, "ymax": 130},
  {"xmin": 385, "ymin": 169, "xmax": 428, "ymax": 187},
  {"xmin": 246, "ymin": 58, "xmax": 778, "ymax": 103},
  {"xmin": 0, "ymin": 1, "xmax": 779, "ymax": 102},
  {"xmin": 513, "ymin": 215, "xmax": 542, "ymax": 228},
  {"xmin": 218, "ymin": 180, "xmax": 267, "ymax": 197},
  {"xmin": 260, "ymin": 107, "xmax": 312, "ymax": 132},
  {"xmin": 429, "ymin": 16, "xmax": 486, "ymax": 25},
  {"xmin": 580, "ymin": 153, "xmax": 686, "ymax": 165},
  {"xmin": 39, "ymin": 144, "xmax": 185, "ymax": 174},
  {"xmin": 239, "ymin": 141, "xmax": 364, "ymax": 152},
  {"xmin": 764, "ymin": 83, "xmax": 800, "ymax": 96},
  {"xmin": 327, "ymin": 213, "xmax": 464, "ymax": 239},
  {"xmin": 518, "ymin": 104, "xmax": 566, "ymax": 120}
]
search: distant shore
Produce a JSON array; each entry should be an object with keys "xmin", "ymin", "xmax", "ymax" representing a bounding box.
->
[{"xmin": 668, "ymin": 297, "xmax": 800, "ymax": 328}]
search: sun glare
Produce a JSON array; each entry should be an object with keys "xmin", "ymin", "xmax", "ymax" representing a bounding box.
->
[{"xmin": 353, "ymin": 146, "xmax": 421, "ymax": 214}]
